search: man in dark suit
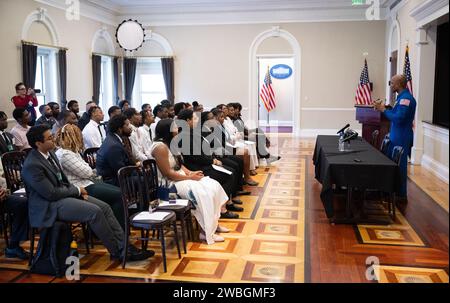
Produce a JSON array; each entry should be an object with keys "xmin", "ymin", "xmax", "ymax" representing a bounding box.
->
[
  {"xmin": 0, "ymin": 111, "xmax": 17, "ymax": 153},
  {"xmin": 22, "ymin": 124, "xmax": 152, "ymax": 261},
  {"xmin": 96, "ymin": 114, "xmax": 135, "ymax": 187},
  {"xmin": 35, "ymin": 104, "xmax": 56, "ymax": 128},
  {"xmin": 77, "ymin": 101, "xmax": 96, "ymax": 130}
]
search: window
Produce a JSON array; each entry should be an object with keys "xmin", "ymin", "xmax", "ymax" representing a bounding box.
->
[
  {"xmin": 34, "ymin": 47, "xmax": 59, "ymax": 116},
  {"xmin": 132, "ymin": 58, "xmax": 167, "ymax": 109},
  {"xmin": 99, "ymin": 56, "xmax": 113, "ymax": 112}
]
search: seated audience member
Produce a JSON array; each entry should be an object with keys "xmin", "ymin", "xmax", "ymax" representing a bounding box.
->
[
  {"xmin": 201, "ymin": 111, "xmax": 248, "ymax": 197},
  {"xmin": 150, "ymin": 105, "xmax": 169, "ymax": 141},
  {"xmin": 78, "ymin": 101, "xmax": 96, "ymax": 130},
  {"xmin": 0, "ymin": 111, "xmax": 17, "ymax": 152},
  {"xmin": 96, "ymin": 114, "xmax": 134, "ymax": 187},
  {"xmin": 123, "ymin": 108, "xmax": 149, "ymax": 162},
  {"xmin": 173, "ymin": 102, "xmax": 186, "ymax": 119},
  {"xmin": 67, "ymin": 100, "xmax": 81, "ymax": 120},
  {"xmin": 119, "ymin": 100, "xmax": 130, "ymax": 112},
  {"xmin": 211, "ymin": 108, "xmax": 258, "ymax": 186},
  {"xmin": 141, "ymin": 103, "xmax": 152, "ymax": 113},
  {"xmin": 218, "ymin": 104, "xmax": 258, "ymax": 175},
  {"xmin": 35, "ymin": 104, "xmax": 56, "ymax": 128},
  {"xmin": 167, "ymin": 104, "xmax": 175, "ymax": 119},
  {"xmin": 10, "ymin": 108, "xmax": 31, "ymax": 151},
  {"xmin": 52, "ymin": 110, "xmax": 78, "ymax": 134},
  {"xmin": 192, "ymin": 101, "xmax": 204, "ymax": 113},
  {"xmin": 55, "ymin": 124, "xmax": 125, "ymax": 230},
  {"xmin": 22, "ymin": 124, "xmax": 152, "ymax": 261},
  {"xmin": 151, "ymin": 119, "xmax": 230, "ymax": 244},
  {"xmin": 47, "ymin": 102, "xmax": 61, "ymax": 120},
  {"xmin": 176, "ymin": 109, "xmax": 242, "ymax": 217},
  {"xmin": 11, "ymin": 82, "xmax": 38, "ymax": 126},
  {"xmin": 0, "ymin": 112, "xmax": 29, "ymax": 259},
  {"xmin": 184, "ymin": 103, "xmax": 193, "ymax": 110},
  {"xmin": 160, "ymin": 99, "xmax": 171, "ymax": 107},
  {"xmin": 0, "ymin": 180, "xmax": 29, "ymax": 260},
  {"xmin": 139, "ymin": 110, "xmax": 155, "ymax": 149},
  {"xmin": 82, "ymin": 106, "xmax": 106, "ymax": 149},
  {"xmin": 108, "ymin": 106, "xmax": 122, "ymax": 119}
]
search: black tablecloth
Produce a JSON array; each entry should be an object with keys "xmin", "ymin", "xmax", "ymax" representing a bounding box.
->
[{"xmin": 312, "ymin": 135, "xmax": 399, "ymax": 218}]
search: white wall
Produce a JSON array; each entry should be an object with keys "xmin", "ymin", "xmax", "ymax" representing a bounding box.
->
[{"xmin": 258, "ymin": 57, "xmax": 294, "ymax": 126}]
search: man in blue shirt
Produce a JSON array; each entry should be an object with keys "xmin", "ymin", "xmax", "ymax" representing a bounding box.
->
[{"xmin": 373, "ymin": 74, "xmax": 416, "ymax": 200}]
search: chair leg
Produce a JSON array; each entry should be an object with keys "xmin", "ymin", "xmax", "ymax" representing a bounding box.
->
[
  {"xmin": 144, "ymin": 229, "xmax": 150, "ymax": 251},
  {"xmin": 1, "ymin": 210, "xmax": 9, "ymax": 248},
  {"xmin": 28, "ymin": 228, "xmax": 35, "ymax": 266},
  {"xmin": 122, "ymin": 225, "xmax": 130, "ymax": 269},
  {"xmin": 173, "ymin": 222, "xmax": 181, "ymax": 259},
  {"xmin": 160, "ymin": 226, "xmax": 167, "ymax": 273},
  {"xmin": 140, "ymin": 229, "xmax": 145, "ymax": 251},
  {"xmin": 179, "ymin": 216, "xmax": 187, "ymax": 254},
  {"xmin": 81, "ymin": 224, "xmax": 90, "ymax": 254}
]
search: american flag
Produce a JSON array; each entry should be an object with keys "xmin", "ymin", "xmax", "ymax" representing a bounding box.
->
[
  {"xmin": 404, "ymin": 44, "xmax": 413, "ymax": 96},
  {"xmin": 355, "ymin": 59, "xmax": 372, "ymax": 105},
  {"xmin": 260, "ymin": 66, "xmax": 276, "ymax": 112}
]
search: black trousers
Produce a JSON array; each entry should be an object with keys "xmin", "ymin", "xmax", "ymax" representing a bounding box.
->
[
  {"xmin": 5, "ymin": 194, "xmax": 29, "ymax": 244},
  {"xmin": 221, "ymin": 156, "xmax": 244, "ymax": 192}
]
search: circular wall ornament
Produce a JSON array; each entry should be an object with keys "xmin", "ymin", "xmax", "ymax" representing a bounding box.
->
[{"xmin": 115, "ymin": 19, "xmax": 145, "ymax": 52}]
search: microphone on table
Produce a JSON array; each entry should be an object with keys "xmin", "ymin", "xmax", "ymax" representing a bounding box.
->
[
  {"xmin": 342, "ymin": 129, "xmax": 359, "ymax": 143},
  {"xmin": 337, "ymin": 123, "xmax": 350, "ymax": 135}
]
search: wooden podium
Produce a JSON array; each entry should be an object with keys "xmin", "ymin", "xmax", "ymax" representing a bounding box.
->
[{"xmin": 355, "ymin": 105, "xmax": 390, "ymax": 149}]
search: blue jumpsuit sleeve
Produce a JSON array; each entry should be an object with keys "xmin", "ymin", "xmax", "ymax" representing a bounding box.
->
[{"xmin": 384, "ymin": 104, "xmax": 410, "ymax": 123}]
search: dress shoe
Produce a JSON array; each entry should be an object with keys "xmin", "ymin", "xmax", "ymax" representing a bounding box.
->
[
  {"xmin": 236, "ymin": 190, "xmax": 251, "ymax": 196},
  {"xmin": 226, "ymin": 203, "xmax": 243, "ymax": 212},
  {"xmin": 232, "ymin": 199, "xmax": 243, "ymax": 205},
  {"xmin": 5, "ymin": 246, "xmax": 30, "ymax": 260},
  {"xmin": 244, "ymin": 179, "xmax": 259, "ymax": 186},
  {"xmin": 250, "ymin": 170, "xmax": 258, "ymax": 176},
  {"xmin": 113, "ymin": 245, "xmax": 155, "ymax": 262},
  {"xmin": 216, "ymin": 225, "xmax": 230, "ymax": 233},
  {"xmin": 220, "ymin": 211, "xmax": 239, "ymax": 219},
  {"xmin": 259, "ymin": 158, "xmax": 267, "ymax": 167}
]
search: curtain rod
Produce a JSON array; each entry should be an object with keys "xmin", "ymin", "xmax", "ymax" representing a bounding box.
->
[
  {"xmin": 21, "ymin": 40, "xmax": 68, "ymax": 51},
  {"xmin": 92, "ymin": 52, "xmax": 118, "ymax": 58}
]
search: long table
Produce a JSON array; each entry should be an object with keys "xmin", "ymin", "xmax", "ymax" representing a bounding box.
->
[{"xmin": 312, "ymin": 135, "xmax": 400, "ymax": 223}]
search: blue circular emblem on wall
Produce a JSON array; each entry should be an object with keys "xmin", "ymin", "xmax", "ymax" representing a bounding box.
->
[{"xmin": 270, "ymin": 64, "xmax": 292, "ymax": 79}]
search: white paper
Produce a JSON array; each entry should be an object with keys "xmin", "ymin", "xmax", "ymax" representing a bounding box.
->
[
  {"xmin": 13, "ymin": 188, "xmax": 26, "ymax": 194},
  {"xmin": 132, "ymin": 211, "xmax": 171, "ymax": 221},
  {"xmin": 244, "ymin": 140, "xmax": 256, "ymax": 145},
  {"xmin": 212, "ymin": 164, "xmax": 232, "ymax": 175},
  {"xmin": 158, "ymin": 199, "xmax": 189, "ymax": 207}
]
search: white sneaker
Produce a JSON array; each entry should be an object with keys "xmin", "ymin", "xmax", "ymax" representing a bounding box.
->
[
  {"xmin": 198, "ymin": 233, "xmax": 225, "ymax": 243},
  {"xmin": 216, "ymin": 225, "xmax": 230, "ymax": 233}
]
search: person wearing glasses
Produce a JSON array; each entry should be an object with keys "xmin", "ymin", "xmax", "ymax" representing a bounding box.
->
[{"xmin": 11, "ymin": 82, "xmax": 38, "ymax": 126}]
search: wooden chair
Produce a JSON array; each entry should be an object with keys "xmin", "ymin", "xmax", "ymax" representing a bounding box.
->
[
  {"xmin": 117, "ymin": 166, "xmax": 181, "ymax": 272},
  {"xmin": 142, "ymin": 159, "xmax": 193, "ymax": 254},
  {"xmin": 83, "ymin": 147, "xmax": 99, "ymax": 169},
  {"xmin": 1, "ymin": 151, "xmax": 27, "ymax": 247}
]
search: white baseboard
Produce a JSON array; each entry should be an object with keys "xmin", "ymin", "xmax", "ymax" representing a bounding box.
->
[
  {"xmin": 298, "ymin": 128, "xmax": 362, "ymax": 138},
  {"xmin": 421, "ymin": 154, "xmax": 449, "ymax": 184}
]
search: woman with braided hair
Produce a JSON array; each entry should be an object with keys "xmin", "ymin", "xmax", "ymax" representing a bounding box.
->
[{"xmin": 54, "ymin": 124, "xmax": 125, "ymax": 230}]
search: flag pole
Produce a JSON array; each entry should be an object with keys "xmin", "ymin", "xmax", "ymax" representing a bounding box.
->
[{"xmin": 266, "ymin": 65, "xmax": 270, "ymax": 126}]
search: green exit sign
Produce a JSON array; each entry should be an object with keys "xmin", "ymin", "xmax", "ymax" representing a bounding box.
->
[{"xmin": 352, "ymin": 0, "xmax": 365, "ymax": 5}]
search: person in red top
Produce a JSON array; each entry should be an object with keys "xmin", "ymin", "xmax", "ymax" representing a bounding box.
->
[{"xmin": 11, "ymin": 82, "xmax": 38, "ymax": 126}]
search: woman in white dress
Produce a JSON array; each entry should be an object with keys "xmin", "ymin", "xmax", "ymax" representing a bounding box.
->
[{"xmin": 150, "ymin": 119, "xmax": 230, "ymax": 244}]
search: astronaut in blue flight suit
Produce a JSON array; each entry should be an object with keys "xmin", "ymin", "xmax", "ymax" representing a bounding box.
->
[{"xmin": 373, "ymin": 74, "xmax": 416, "ymax": 200}]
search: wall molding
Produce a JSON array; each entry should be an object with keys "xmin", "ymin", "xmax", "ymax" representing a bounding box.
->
[
  {"xmin": 22, "ymin": 7, "xmax": 60, "ymax": 45},
  {"xmin": 410, "ymin": 0, "xmax": 449, "ymax": 28},
  {"xmin": 298, "ymin": 128, "xmax": 362, "ymax": 138},
  {"xmin": 423, "ymin": 123, "xmax": 449, "ymax": 145},
  {"xmin": 421, "ymin": 154, "xmax": 449, "ymax": 184},
  {"xmin": 91, "ymin": 26, "xmax": 115, "ymax": 55},
  {"xmin": 258, "ymin": 120, "xmax": 293, "ymax": 127},
  {"xmin": 301, "ymin": 107, "xmax": 356, "ymax": 111}
]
